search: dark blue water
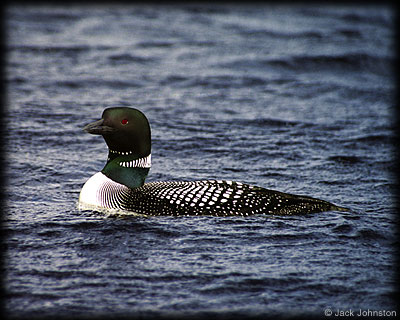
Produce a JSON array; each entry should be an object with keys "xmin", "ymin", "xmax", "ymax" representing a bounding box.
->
[{"xmin": 4, "ymin": 5, "xmax": 397, "ymax": 319}]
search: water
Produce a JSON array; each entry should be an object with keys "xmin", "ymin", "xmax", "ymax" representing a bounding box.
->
[{"xmin": 4, "ymin": 5, "xmax": 397, "ymax": 318}]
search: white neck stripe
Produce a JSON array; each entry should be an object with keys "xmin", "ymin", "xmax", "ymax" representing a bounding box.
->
[
  {"xmin": 118, "ymin": 154, "xmax": 151, "ymax": 168},
  {"xmin": 109, "ymin": 149, "xmax": 134, "ymax": 156}
]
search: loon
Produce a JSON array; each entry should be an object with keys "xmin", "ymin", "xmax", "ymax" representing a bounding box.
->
[{"xmin": 78, "ymin": 107, "xmax": 348, "ymax": 216}]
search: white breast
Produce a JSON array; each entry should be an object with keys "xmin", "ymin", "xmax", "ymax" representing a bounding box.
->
[{"xmin": 78, "ymin": 172, "xmax": 128, "ymax": 211}]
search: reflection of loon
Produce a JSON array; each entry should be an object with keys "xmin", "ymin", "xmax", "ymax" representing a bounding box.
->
[{"xmin": 78, "ymin": 107, "xmax": 348, "ymax": 216}]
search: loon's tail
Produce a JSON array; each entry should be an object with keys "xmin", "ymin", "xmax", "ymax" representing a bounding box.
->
[
  {"xmin": 330, "ymin": 204, "xmax": 350, "ymax": 212},
  {"xmin": 284, "ymin": 191, "xmax": 350, "ymax": 214}
]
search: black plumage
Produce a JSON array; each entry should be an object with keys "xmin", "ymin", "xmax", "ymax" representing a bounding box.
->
[{"xmin": 92, "ymin": 177, "xmax": 347, "ymax": 216}]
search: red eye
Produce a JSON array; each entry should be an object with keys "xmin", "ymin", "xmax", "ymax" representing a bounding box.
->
[{"xmin": 121, "ymin": 119, "xmax": 128, "ymax": 125}]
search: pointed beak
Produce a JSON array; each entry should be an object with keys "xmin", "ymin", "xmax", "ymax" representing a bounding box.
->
[{"xmin": 83, "ymin": 118, "xmax": 116, "ymax": 135}]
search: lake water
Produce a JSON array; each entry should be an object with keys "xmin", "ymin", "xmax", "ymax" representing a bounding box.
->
[{"xmin": 4, "ymin": 4, "xmax": 397, "ymax": 319}]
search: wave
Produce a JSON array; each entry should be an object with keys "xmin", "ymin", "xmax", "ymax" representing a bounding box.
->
[
  {"xmin": 218, "ymin": 52, "xmax": 392, "ymax": 76},
  {"xmin": 50, "ymin": 78, "xmax": 144, "ymax": 89},
  {"xmin": 108, "ymin": 53, "xmax": 156, "ymax": 65},
  {"xmin": 267, "ymin": 53, "xmax": 391, "ymax": 75},
  {"xmin": 8, "ymin": 44, "xmax": 112, "ymax": 54}
]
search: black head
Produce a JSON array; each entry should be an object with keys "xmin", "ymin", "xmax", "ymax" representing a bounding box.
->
[{"xmin": 84, "ymin": 107, "xmax": 151, "ymax": 158}]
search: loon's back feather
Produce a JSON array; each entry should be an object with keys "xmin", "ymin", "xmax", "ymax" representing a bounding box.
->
[{"xmin": 124, "ymin": 180, "xmax": 344, "ymax": 216}]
